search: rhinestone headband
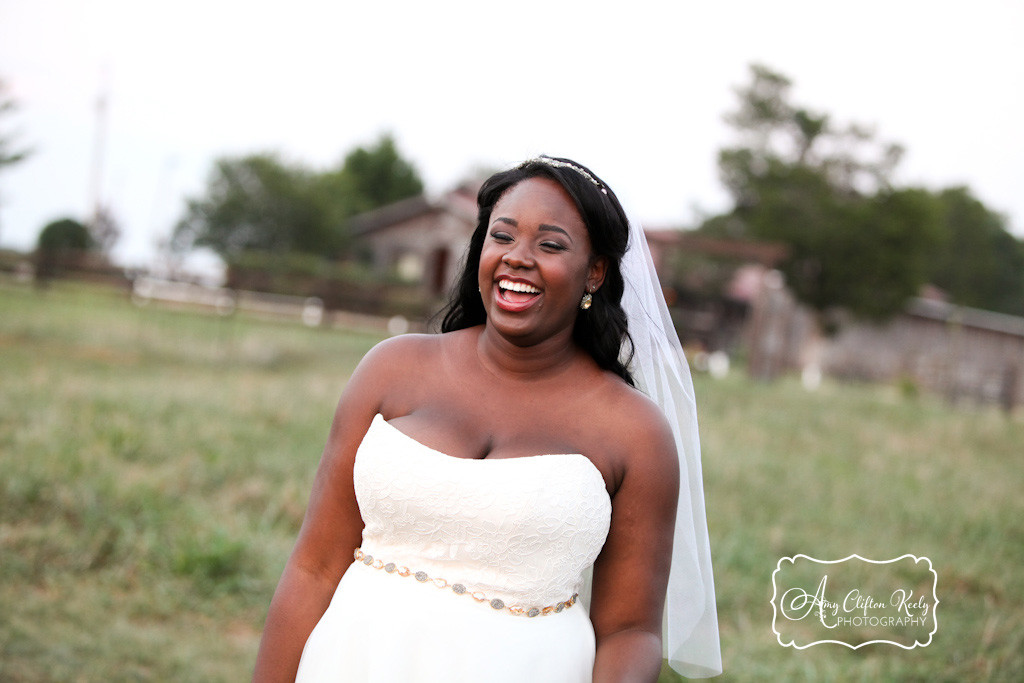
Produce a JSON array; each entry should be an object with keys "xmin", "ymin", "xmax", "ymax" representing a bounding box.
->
[{"xmin": 529, "ymin": 156, "xmax": 608, "ymax": 194}]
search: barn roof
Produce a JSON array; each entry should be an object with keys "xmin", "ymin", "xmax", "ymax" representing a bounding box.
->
[{"xmin": 908, "ymin": 298, "xmax": 1024, "ymax": 337}]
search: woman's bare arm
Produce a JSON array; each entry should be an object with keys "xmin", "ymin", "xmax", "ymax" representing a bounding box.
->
[
  {"xmin": 251, "ymin": 336, "xmax": 423, "ymax": 681},
  {"xmin": 590, "ymin": 397, "xmax": 679, "ymax": 683}
]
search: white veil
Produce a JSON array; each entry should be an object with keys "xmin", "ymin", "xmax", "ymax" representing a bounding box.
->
[{"xmin": 620, "ymin": 218, "xmax": 722, "ymax": 678}]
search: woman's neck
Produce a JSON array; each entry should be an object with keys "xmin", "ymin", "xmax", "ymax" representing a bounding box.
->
[{"xmin": 475, "ymin": 324, "xmax": 579, "ymax": 382}]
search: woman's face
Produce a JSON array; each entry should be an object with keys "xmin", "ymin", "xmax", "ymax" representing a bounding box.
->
[{"xmin": 478, "ymin": 176, "xmax": 607, "ymax": 345}]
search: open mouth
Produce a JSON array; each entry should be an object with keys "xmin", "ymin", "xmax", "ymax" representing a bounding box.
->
[{"xmin": 497, "ymin": 278, "xmax": 542, "ymax": 306}]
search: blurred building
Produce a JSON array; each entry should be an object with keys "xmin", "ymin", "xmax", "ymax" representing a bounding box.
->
[
  {"xmin": 350, "ymin": 182, "xmax": 480, "ymax": 302},
  {"xmin": 348, "ymin": 184, "xmax": 1024, "ymax": 409},
  {"xmin": 823, "ymin": 298, "xmax": 1024, "ymax": 409}
]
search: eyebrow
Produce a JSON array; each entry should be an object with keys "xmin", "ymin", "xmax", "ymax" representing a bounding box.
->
[{"xmin": 492, "ymin": 216, "xmax": 573, "ymax": 241}]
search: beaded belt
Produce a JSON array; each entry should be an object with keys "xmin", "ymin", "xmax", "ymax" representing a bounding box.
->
[{"xmin": 353, "ymin": 548, "xmax": 578, "ymax": 618}]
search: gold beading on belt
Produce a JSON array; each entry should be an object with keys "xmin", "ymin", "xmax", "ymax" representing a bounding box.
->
[{"xmin": 353, "ymin": 548, "xmax": 578, "ymax": 618}]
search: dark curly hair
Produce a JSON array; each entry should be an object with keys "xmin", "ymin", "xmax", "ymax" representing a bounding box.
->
[{"xmin": 439, "ymin": 156, "xmax": 635, "ymax": 385}]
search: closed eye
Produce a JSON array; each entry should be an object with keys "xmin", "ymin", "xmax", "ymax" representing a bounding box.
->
[
  {"xmin": 541, "ymin": 241, "xmax": 568, "ymax": 252},
  {"xmin": 489, "ymin": 231, "xmax": 513, "ymax": 243}
]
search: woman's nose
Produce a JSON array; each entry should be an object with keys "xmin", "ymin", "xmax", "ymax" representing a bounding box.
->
[{"xmin": 501, "ymin": 243, "xmax": 535, "ymax": 269}]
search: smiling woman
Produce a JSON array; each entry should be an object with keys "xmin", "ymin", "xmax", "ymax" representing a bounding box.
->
[
  {"xmin": 442, "ymin": 159, "xmax": 633, "ymax": 386},
  {"xmin": 477, "ymin": 177, "xmax": 607, "ymax": 347},
  {"xmin": 253, "ymin": 157, "xmax": 720, "ymax": 682}
]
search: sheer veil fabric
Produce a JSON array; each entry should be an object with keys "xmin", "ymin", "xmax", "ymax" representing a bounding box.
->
[{"xmin": 619, "ymin": 218, "xmax": 722, "ymax": 677}]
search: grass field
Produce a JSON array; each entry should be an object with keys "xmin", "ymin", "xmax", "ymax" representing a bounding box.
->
[{"xmin": 1, "ymin": 281, "xmax": 1022, "ymax": 682}]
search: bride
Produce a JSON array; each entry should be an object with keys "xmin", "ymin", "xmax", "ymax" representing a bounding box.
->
[{"xmin": 253, "ymin": 157, "xmax": 720, "ymax": 681}]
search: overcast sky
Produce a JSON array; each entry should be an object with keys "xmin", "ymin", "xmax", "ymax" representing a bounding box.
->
[{"xmin": 2, "ymin": 0, "xmax": 1022, "ymax": 269}]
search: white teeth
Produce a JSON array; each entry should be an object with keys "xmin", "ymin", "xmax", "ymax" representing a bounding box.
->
[{"xmin": 498, "ymin": 279, "xmax": 540, "ymax": 294}]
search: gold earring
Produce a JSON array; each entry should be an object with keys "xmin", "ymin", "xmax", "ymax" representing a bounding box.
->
[{"xmin": 580, "ymin": 292, "xmax": 593, "ymax": 310}]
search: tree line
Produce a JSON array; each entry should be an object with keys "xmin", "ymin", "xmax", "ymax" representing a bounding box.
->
[
  {"xmin": 170, "ymin": 66, "xmax": 1023, "ymax": 319},
  {"xmin": 7, "ymin": 68, "xmax": 1022, "ymax": 320},
  {"xmin": 698, "ymin": 64, "xmax": 1024, "ymax": 319},
  {"xmin": 171, "ymin": 133, "xmax": 422, "ymax": 262},
  {"xmin": 24, "ymin": 133, "xmax": 422, "ymax": 287}
]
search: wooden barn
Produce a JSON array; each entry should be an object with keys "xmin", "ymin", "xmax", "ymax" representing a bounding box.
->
[
  {"xmin": 350, "ymin": 182, "xmax": 480, "ymax": 302},
  {"xmin": 823, "ymin": 298, "xmax": 1024, "ymax": 409}
]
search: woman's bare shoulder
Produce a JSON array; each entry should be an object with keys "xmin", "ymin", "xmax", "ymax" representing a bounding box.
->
[
  {"xmin": 340, "ymin": 333, "xmax": 442, "ymax": 403},
  {"xmin": 347, "ymin": 330, "xmax": 476, "ymax": 408},
  {"xmin": 360, "ymin": 332, "xmax": 441, "ymax": 367},
  {"xmin": 592, "ymin": 375, "xmax": 678, "ymax": 475},
  {"xmin": 360, "ymin": 329, "xmax": 476, "ymax": 373}
]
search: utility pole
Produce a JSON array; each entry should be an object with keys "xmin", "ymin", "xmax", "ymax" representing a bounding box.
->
[
  {"xmin": 88, "ymin": 72, "xmax": 109, "ymax": 230},
  {"xmin": 87, "ymin": 69, "xmax": 119, "ymax": 254}
]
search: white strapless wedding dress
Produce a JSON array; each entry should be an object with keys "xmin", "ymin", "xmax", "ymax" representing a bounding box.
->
[{"xmin": 295, "ymin": 414, "xmax": 612, "ymax": 682}]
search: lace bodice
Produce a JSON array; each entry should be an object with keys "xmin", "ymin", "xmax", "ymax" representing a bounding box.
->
[{"xmin": 354, "ymin": 414, "xmax": 612, "ymax": 609}]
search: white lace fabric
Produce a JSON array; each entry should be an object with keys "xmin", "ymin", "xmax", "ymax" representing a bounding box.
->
[
  {"xmin": 356, "ymin": 414, "xmax": 612, "ymax": 609},
  {"xmin": 296, "ymin": 413, "xmax": 612, "ymax": 682}
]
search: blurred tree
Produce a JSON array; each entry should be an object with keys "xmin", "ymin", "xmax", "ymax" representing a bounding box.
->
[
  {"xmin": 704, "ymin": 64, "xmax": 941, "ymax": 320},
  {"xmin": 35, "ymin": 217, "xmax": 93, "ymax": 281},
  {"xmin": 0, "ymin": 80, "xmax": 30, "ymax": 171},
  {"xmin": 1, "ymin": 79, "xmax": 32, "ymax": 240},
  {"xmin": 173, "ymin": 153, "xmax": 330, "ymax": 259},
  {"xmin": 37, "ymin": 217, "xmax": 92, "ymax": 252},
  {"xmin": 326, "ymin": 133, "xmax": 424, "ymax": 216},
  {"xmin": 310, "ymin": 133, "xmax": 424, "ymax": 256},
  {"xmin": 173, "ymin": 134, "xmax": 423, "ymax": 262},
  {"xmin": 927, "ymin": 187, "xmax": 1024, "ymax": 316}
]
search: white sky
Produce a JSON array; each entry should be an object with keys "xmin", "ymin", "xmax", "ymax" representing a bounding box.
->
[{"xmin": 1, "ymin": 0, "xmax": 1022, "ymax": 269}]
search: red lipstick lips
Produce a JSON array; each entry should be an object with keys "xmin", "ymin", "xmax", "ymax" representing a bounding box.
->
[{"xmin": 494, "ymin": 277, "xmax": 542, "ymax": 312}]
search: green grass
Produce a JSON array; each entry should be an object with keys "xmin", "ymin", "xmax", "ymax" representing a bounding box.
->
[
  {"xmin": 682, "ymin": 372, "xmax": 1024, "ymax": 682},
  {"xmin": 2, "ymin": 281, "xmax": 1022, "ymax": 681}
]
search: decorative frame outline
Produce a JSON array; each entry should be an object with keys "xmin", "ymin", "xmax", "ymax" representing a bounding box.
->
[{"xmin": 770, "ymin": 554, "xmax": 939, "ymax": 649}]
